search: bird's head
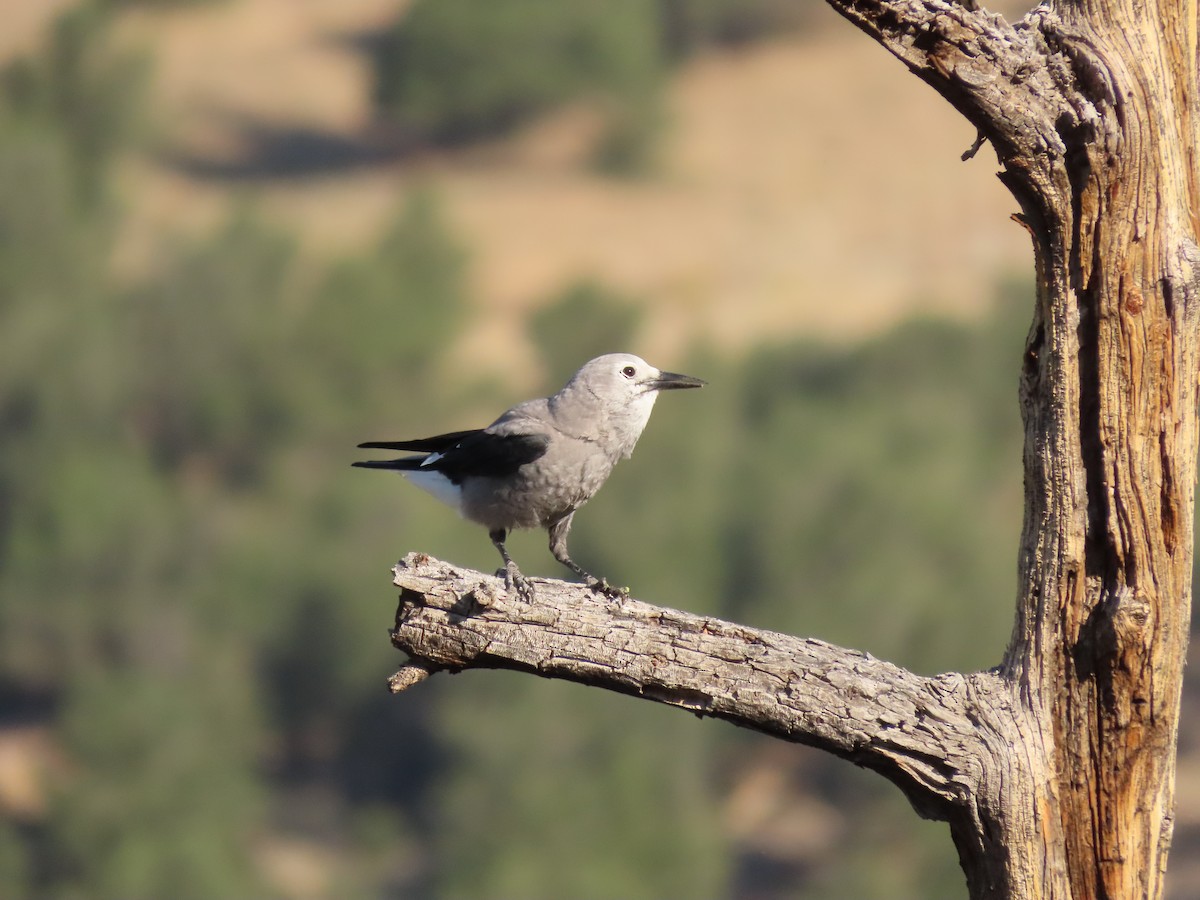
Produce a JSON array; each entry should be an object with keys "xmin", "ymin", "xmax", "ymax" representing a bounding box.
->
[
  {"xmin": 568, "ymin": 353, "xmax": 705, "ymax": 401},
  {"xmin": 555, "ymin": 353, "xmax": 705, "ymax": 456}
]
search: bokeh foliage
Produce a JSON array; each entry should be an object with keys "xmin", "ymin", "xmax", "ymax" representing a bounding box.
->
[
  {"xmin": 374, "ymin": 0, "xmax": 662, "ymax": 146},
  {"xmin": 372, "ymin": 0, "xmax": 818, "ymax": 173},
  {"xmin": 0, "ymin": 5, "xmax": 1037, "ymax": 899}
]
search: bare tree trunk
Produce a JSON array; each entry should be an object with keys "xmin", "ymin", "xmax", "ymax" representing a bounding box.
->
[
  {"xmin": 386, "ymin": 2, "xmax": 1200, "ymax": 898},
  {"xmin": 824, "ymin": 0, "xmax": 1200, "ymax": 895}
]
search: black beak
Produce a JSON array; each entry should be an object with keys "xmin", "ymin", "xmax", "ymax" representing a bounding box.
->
[{"xmin": 650, "ymin": 370, "xmax": 707, "ymax": 391}]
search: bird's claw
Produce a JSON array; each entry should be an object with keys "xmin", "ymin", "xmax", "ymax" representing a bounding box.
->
[
  {"xmin": 502, "ymin": 566, "xmax": 536, "ymax": 602},
  {"xmin": 587, "ymin": 577, "xmax": 629, "ymax": 600}
]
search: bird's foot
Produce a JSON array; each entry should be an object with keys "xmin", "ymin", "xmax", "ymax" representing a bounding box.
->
[
  {"xmin": 500, "ymin": 564, "xmax": 536, "ymax": 602},
  {"xmin": 586, "ymin": 576, "xmax": 629, "ymax": 600}
]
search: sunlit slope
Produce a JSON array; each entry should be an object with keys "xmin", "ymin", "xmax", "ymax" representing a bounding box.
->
[{"xmin": 13, "ymin": 0, "xmax": 1035, "ymax": 358}]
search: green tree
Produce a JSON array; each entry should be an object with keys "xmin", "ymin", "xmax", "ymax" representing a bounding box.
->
[
  {"xmin": 658, "ymin": 0, "xmax": 821, "ymax": 59},
  {"xmin": 373, "ymin": 0, "xmax": 664, "ymax": 158},
  {"xmin": 1, "ymin": 4, "xmax": 147, "ymax": 209},
  {"xmin": 301, "ymin": 189, "xmax": 467, "ymax": 428},
  {"xmin": 528, "ymin": 279, "xmax": 644, "ymax": 385},
  {"xmin": 125, "ymin": 215, "xmax": 301, "ymax": 483}
]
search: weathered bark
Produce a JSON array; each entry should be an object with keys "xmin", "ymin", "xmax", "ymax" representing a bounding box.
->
[
  {"xmin": 389, "ymin": 555, "xmax": 1046, "ymax": 895},
  {"xmin": 386, "ymin": 2, "xmax": 1200, "ymax": 898},
  {"xmin": 822, "ymin": 1, "xmax": 1200, "ymax": 896},
  {"xmin": 389, "ymin": 555, "xmax": 1014, "ymax": 823}
]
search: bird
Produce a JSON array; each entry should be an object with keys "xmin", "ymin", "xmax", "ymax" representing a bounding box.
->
[{"xmin": 353, "ymin": 353, "xmax": 705, "ymax": 598}]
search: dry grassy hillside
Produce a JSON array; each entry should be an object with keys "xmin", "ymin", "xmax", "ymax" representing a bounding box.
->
[{"xmin": 0, "ymin": 0, "xmax": 1036, "ymax": 370}]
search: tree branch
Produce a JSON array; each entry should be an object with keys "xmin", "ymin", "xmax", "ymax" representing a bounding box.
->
[
  {"xmin": 389, "ymin": 553, "xmax": 1017, "ymax": 824},
  {"xmin": 825, "ymin": 1, "xmax": 1101, "ymax": 230},
  {"xmin": 826, "ymin": 0, "xmax": 1073, "ymax": 134}
]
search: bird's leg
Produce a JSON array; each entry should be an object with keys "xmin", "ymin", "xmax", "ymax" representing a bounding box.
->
[
  {"xmin": 489, "ymin": 528, "xmax": 534, "ymax": 601},
  {"xmin": 547, "ymin": 514, "xmax": 627, "ymax": 599}
]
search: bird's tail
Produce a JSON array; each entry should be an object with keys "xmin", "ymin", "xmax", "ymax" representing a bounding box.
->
[
  {"xmin": 351, "ymin": 457, "xmax": 425, "ymax": 471},
  {"xmin": 356, "ymin": 431, "xmax": 478, "ymax": 453}
]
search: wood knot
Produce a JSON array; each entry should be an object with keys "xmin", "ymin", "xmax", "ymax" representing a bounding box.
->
[
  {"xmin": 1124, "ymin": 285, "xmax": 1143, "ymax": 315},
  {"xmin": 1073, "ymin": 586, "xmax": 1154, "ymax": 681},
  {"xmin": 1109, "ymin": 587, "xmax": 1153, "ymax": 641}
]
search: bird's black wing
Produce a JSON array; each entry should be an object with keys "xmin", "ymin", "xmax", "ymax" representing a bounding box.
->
[
  {"xmin": 423, "ymin": 430, "xmax": 550, "ymax": 481},
  {"xmin": 353, "ymin": 430, "xmax": 550, "ymax": 481},
  {"xmin": 357, "ymin": 429, "xmax": 483, "ymax": 453}
]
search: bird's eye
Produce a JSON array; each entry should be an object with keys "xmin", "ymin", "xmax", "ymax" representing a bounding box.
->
[{"xmin": 621, "ymin": 366, "xmax": 636, "ymax": 379}]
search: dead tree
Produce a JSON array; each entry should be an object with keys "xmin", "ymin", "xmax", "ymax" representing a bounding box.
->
[{"xmin": 387, "ymin": 1, "xmax": 1200, "ymax": 897}]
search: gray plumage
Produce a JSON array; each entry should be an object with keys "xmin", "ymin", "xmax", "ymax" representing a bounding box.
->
[{"xmin": 353, "ymin": 353, "xmax": 705, "ymax": 597}]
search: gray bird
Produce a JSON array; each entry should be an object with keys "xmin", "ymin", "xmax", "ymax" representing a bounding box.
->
[{"xmin": 353, "ymin": 353, "xmax": 705, "ymax": 597}]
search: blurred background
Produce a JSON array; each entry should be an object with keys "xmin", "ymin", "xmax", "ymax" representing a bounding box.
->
[{"xmin": 1, "ymin": 1, "xmax": 1197, "ymax": 897}]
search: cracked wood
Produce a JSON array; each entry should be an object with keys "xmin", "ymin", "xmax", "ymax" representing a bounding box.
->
[{"xmin": 389, "ymin": 553, "xmax": 1013, "ymax": 820}]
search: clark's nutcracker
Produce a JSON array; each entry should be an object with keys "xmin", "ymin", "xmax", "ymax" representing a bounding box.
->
[{"xmin": 353, "ymin": 353, "xmax": 705, "ymax": 597}]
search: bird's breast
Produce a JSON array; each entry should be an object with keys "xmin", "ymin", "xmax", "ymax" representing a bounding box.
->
[{"xmin": 459, "ymin": 438, "xmax": 617, "ymax": 531}]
